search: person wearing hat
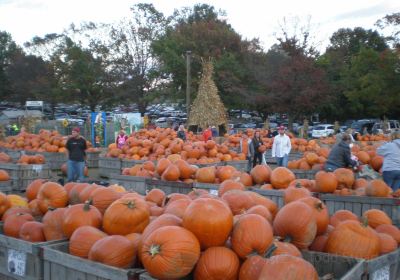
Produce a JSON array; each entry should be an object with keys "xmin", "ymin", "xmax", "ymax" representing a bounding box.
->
[
  {"xmin": 272, "ymin": 126, "xmax": 291, "ymax": 167},
  {"xmin": 66, "ymin": 127, "xmax": 87, "ymax": 182}
]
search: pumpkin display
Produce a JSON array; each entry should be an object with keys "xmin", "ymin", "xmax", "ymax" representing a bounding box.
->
[
  {"xmin": 182, "ymin": 198, "xmax": 233, "ymax": 249},
  {"xmin": 3, "ymin": 212, "xmax": 34, "ymax": 238},
  {"xmin": 270, "ymin": 167, "xmax": 295, "ymax": 189},
  {"xmin": 273, "ymin": 201, "xmax": 317, "ymax": 249},
  {"xmin": 141, "ymin": 226, "xmax": 200, "ymax": 279},
  {"xmin": 258, "ymin": 254, "xmax": 318, "ymax": 280},
  {"xmin": 42, "ymin": 207, "xmax": 67, "ymax": 241},
  {"xmin": 70, "ymin": 226, "xmax": 108, "ymax": 258},
  {"xmin": 62, "ymin": 201, "xmax": 103, "ymax": 238},
  {"xmin": 19, "ymin": 221, "xmax": 45, "ymax": 242},
  {"xmin": 231, "ymin": 214, "xmax": 273, "ymax": 259},
  {"xmin": 37, "ymin": 182, "xmax": 68, "ymax": 213},
  {"xmin": 89, "ymin": 235, "xmax": 135, "ymax": 268},
  {"xmin": 194, "ymin": 246, "xmax": 240, "ymax": 280},
  {"xmin": 103, "ymin": 197, "xmax": 150, "ymax": 235}
]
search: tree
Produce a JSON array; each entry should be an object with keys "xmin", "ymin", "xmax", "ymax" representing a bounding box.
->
[
  {"xmin": 376, "ymin": 13, "xmax": 400, "ymax": 48},
  {"xmin": 0, "ymin": 31, "xmax": 18, "ymax": 99}
]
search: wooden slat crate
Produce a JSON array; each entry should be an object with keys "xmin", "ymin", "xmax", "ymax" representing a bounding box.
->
[
  {"xmin": 292, "ymin": 169, "xmax": 318, "ymax": 180},
  {"xmin": 3, "ymin": 149, "xmax": 22, "ymax": 162},
  {"xmin": 121, "ymin": 159, "xmax": 148, "ymax": 169},
  {"xmin": 0, "ymin": 223, "xmax": 65, "ymax": 280},
  {"xmin": 0, "ymin": 180, "xmax": 12, "ymax": 194},
  {"xmin": 42, "ymin": 242, "xmax": 145, "ymax": 280},
  {"xmin": 145, "ymin": 179, "xmax": 193, "ymax": 194},
  {"xmin": 193, "ymin": 182, "xmax": 219, "ymax": 195},
  {"xmin": 109, "ymin": 174, "xmax": 147, "ymax": 194},
  {"xmin": 99, "ymin": 157, "xmax": 121, "ymax": 178},
  {"xmin": 250, "ymin": 188, "xmax": 285, "ymax": 208},
  {"xmin": 361, "ymin": 248, "xmax": 400, "ymax": 280},
  {"xmin": 320, "ymin": 194, "xmax": 400, "ymax": 227},
  {"xmin": 86, "ymin": 151, "xmax": 101, "ymax": 168},
  {"xmin": 0, "ymin": 163, "xmax": 50, "ymax": 191},
  {"xmin": 26, "ymin": 151, "xmax": 67, "ymax": 170},
  {"xmin": 225, "ymin": 160, "xmax": 249, "ymax": 172},
  {"xmin": 195, "ymin": 162, "xmax": 225, "ymax": 168}
]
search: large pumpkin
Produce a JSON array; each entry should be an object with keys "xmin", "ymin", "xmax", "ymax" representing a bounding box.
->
[
  {"xmin": 315, "ymin": 171, "xmax": 338, "ymax": 193},
  {"xmin": 250, "ymin": 165, "xmax": 271, "ymax": 185},
  {"xmin": 362, "ymin": 209, "xmax": 392, "ymax": 229},
  {"xmin": 140, "ymin": 214, "xmax": 182, "ymax": 248},
  {"xmin": 182, "ymin": 198, "xmax": 233, "ymax": 249},
  {"xmin": 333, "ymin": 168, "xmax": 355, "ymax": 189},
  {"xmin": 62, "ymin": 201, "xmax": 102, "ymax": 238},
  {"xmin": 0, "ymin": 192, "xmax": 11, "ymax": 218},
  {"xmin": 238, "ymin": 255, "xmax": 266, "ymax": 280},
  {"xmin": 37, "ymin": 182, "xmax": 68, "ymax": 213},
  {"xmin": 42, "ymin": 207, "xmax": 67, "ymax": 241},
  {"xmin": 70, "ymin": 226, "xmax": 108, "ymax": 258},
  {"xmin": 194, "ymin": 247, "xmax": 239, "ymax": 280},
  {"xmin": 141, "ymin": 226, "xmax": 200, "ymax": 279},
  {"xmin": 103, "ymin": 197, "xmax": 150, "ymax": 235},
  {"xmin": 222, "ymin": 190, "xmax": 255, "ymax": 215},
  {"xmin": 273, "ymin": 201, "xmax": 317, "ymax": 249},
  {"xmin": 216, "ymin": 165, "xmax": 237, "ymax": 182},
  {"xmin": 218, "ymin": 180, "xmax": 245, "ymax": 197},
  {"xmin": 89, "ymin": 235, "xmax": 135, "ymax": 268},
  {"xmin": 19, "ymin": 221, "xmax": 45, "ymax": 242},
  {"xmin": 231, "ymin": 214, "xmax": 273, "ymax": 259},
  {"xmin": 283, "ymin": 184, "xmax": 311, "ymax": 204},
  {"xmin": 270, "ymin": 167, "xmax": 295, "ymax": 189},
  {"xmin": 298, "ymin": 197, "xmax": 329, "ymax": 235},
  {"xmin": 89, "ymin": 187, "xmax": 122, "ymax": 214},
  {"xmin": 325, "ymin": 220, "xmax": 380, "ymax": 259},
  {"xmin": 68, "ymin": 183, "xmax": 91, "ymax": 205},
  {"xmin": 196, "ymin": 166, "xmax": 216, "ymax": 183},
  {"xmin": 26, "ymin": 179, "xmax": 48, "ymax": 201},
  {"xmin": 3, "ymin": 212, "xmax": 34, "ymax": 238}
]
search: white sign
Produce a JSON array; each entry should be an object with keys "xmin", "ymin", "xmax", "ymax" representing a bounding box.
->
[
  {"xmin": 209, "ymin": 189, "xmax": 218, "ymax": 196},
  {"xmin": 372, "ymin": 266, "xmax": 390, "ymax": 280},
  {"xmin": 7, "ymin": 249, "xmax": 26, "ymax": 276},
  {"xmin": 31, "ymin": 164, "xmax": 43, "ymax": 174},
  {"xmin": 26, "ymin": 101, "xmax": 43, "ymax": 107}
]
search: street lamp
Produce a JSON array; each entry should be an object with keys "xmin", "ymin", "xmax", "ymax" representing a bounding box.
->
[{"xmin": 186, "ymin": 51, "xmax": 191, "ymax": 119}]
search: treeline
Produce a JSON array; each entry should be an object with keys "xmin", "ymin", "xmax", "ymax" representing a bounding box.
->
[{"xmin": 0, "ymin": 3, "xmax": 399, "ymax": 123}]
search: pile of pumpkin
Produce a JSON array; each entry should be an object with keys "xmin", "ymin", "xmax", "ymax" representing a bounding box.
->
[
  {"xmin": 0, "ymin": 178, "xmax": 399, "ymax": 279},
  {"xmin": 107, "ymin": 137, "xmax": 246, "ymax": 164},
  {"xmin": 0, "ymin": 129, "xmax": 97, "ymax": 153},
  {"xmin": 16, "ymin": 154, "xmax": 46, "ymax": 164}
]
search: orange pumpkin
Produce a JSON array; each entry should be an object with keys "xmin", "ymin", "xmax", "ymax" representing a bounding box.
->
[
  {"xmin": 37, "ymin": 182, "xmax": 68, "ymax": 213},
  {"xmin": 270, "ymin": 167, "xmax": 295, "ymax": 189}
]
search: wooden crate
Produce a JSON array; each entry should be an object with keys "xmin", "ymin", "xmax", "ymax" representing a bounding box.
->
[
  {"xmin": 0, "ymin": 180, "xmax": 12, "ymax": 194},
  {"xmin": 99, "ymin": 157, "xmax": 121, "ymax": 178},
  {"xmin": 145, "ymin": 179, "xmax": 193, "ymax": 194},
  {"xmin": 26, "ymin": 151, "xmax": 67, "ymax": 170},
  {"xmin": 109, "ymin": 174, "xmax": 147, "ymax": 194},
  {"xmin": 361, "ymin": 248, "xmax": 400, "ymax": 280},
  {"xmin": 121, "ymin": 159, "xmax": 147, "ymax": 169},
  {"xmin": 0, "ymin": 163, "xmax": 50, "ymax": 191},
  {"xmin": 195, "ymin": 162, "xmax": 225, "ymax": 168},
  {"xmin": 86, "ymin": 151, "xmax": 101, "ymax": 168},
  {"xmin": 292, "ymin": 169, "xmax": 318, "ymax": 180},
  {"xmin": 139, "ymin": 272, "xmax": 191, "ymax": 280},
  {"xmin": 193, "ymin": 182, "xmax": 219, "ymax": 195},
  {"xmin": 43, "ymin": 242, "xmax": 145, "ymax": 280},
  {"xmin": 0, "ymin": 223, "xmax": 65, "ymax": 280},
  {"xmin": 320, "ymin": 194, "xmax": 400, "ymax": 227},
  {"xmin": 226, "ymin": 160, "xmax": 249, "ymax": 172},
  {"xmin": 302, "ymin": 251, "xmax": 365, "ymax": 280},
  {"xmin": 250, "ymin": 188, "xmax": 285, "ymax": 208},
  {"xmin": 4, "ymin": 149, "xmax": 22, "ymax": 162}
]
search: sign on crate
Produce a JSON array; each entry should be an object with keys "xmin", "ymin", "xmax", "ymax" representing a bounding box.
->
[
  {"xmin": 8, "ymin": 249, "xmax": 26, "ymax": 276},
  {"xmin": 372, "ymin": 265, "xmax": 390, "ymax": 280}
]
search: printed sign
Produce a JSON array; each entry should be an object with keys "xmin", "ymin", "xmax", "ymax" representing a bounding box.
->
[
  {"xmin": 8, "ymin": 249, "xmax": 26, "ymax": 276},
  {"xmin": 209, "ymin": 189, "xmax": 218, "ymax": 195},
  {"xmin": 372, "ymin": 266, "xmax": 390, "ymax": 280}
]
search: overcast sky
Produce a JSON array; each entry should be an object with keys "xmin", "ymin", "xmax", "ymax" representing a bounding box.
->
[{"xmin": 0, "ymin": 0, "xmax": 399, "ymax": 51}]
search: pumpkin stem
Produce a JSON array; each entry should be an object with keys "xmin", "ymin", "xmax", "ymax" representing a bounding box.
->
[
  {"xmin": 126, "ymin": 200, "xmax": 135, "ymax": 209},
  {"xmin": 83, "ymin": 200, "xmax": 92, "ymax": 211},
  {"xmin": 264, "ymin": 243, "xmax": 277, "ymax": 258},
  {"xmin": 47, "ymin": 206, "xmax": 56, "ymax": 211},
  {"xmin": 361, "ymin": 216, "xmax": 369, "ymax": 227},
  {"xmin": 283, "ymin": 236, "xmax": 292, "ymax": 243},
  {"xmin": 295, "ymin": 182, "xmax": 302, "ymax": 188},
  {"xmin": 315, "ymin": 202, "xmax": 324, "ymax": 211},
  {"xmin": 149, "ymin": 244, "xmax": 160, "ymax": 257}
]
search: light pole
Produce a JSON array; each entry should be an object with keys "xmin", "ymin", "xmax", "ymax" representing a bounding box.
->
[{"xmin": 186, "ymin": 51, "xmax": 191, "ymax": 120}]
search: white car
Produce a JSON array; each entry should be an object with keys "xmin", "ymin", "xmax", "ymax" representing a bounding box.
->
[{"xmin": 312, "ymin": 124, "xmax": 335, "ymax": 138}]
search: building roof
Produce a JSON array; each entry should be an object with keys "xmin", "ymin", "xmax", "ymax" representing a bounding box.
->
[{"xmin": 2, "ymin": 110, "xmax": 43, "ymax": 119}]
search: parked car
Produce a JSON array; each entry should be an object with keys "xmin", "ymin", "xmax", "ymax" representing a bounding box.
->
[
  {"xmin": 312, "ymin": 124, "xmax": 335, "ymax": 138},
  {"xmin": 372, "ymin": 120, "xmax": 400, "ymax": 134},
  {"xmin": 351, "ymin": 119, "xmax": 378, "ymax": 134}
]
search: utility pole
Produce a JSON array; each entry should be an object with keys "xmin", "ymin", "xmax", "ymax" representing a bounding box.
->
[{"xmin": 186, "ymin": 51, "xmax": 191, "ymax": 120}]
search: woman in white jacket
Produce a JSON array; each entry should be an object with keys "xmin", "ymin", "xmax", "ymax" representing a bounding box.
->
[
  {"xmin": 377, "ymin": 131, "xmax": 400, "ymax": 191},
  {"xmin": 272, "ymin": 126, "xmax": 291, "ymax": 167}
]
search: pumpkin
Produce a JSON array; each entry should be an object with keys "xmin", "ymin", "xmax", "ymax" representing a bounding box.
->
[
  {"xmin": 79, "ymin": 184, "xmax": 101, "ymax": 203},
  {"xmin": 283, "ymin": 184, "xmax": 311, "ymax": 204},
  {"xmin": 354, "ymin": 178, "xmax": 369, "ymax": 189},
  {"xmin": 365, "ymin": 180, "xmax": 390, "ymax": 197},
  {"xmin": 363, "ymin": 209, "xmax": 392, "ymax": 228},
  {"xmin": 315, "ymin": 171, "xmax": 338, "ymax": 193},
  {"xmin": 108, "ymin": 184, "xmax": 126, "ymax": 193},
  {"xmin": 375, "ymin": 224, "xmax": 400, "ymax": 244},
  {"xmin": 250, "ymin": 165, "xmax": 271, "ymax": 184},
  {"xmin": 103, "ymin": 197, "xmax": 150, "ymax": 235},
  {"xmin": 194, "ymin": 247, "xmax": 239, "ymax": 280},
  {"xmin": 19, "ymin": 221, "xmax": 45, "ymax": 242},
  {"xmin": 217, "ymin": 166, "xmax": 237, "ymax": 182},
  {"xmin": 90, "ymin": 187, "xmax": 122, "ymax": 214},
  {"xmin": 273, "ymin": 201, "xmax": 317, "ymax": 249},
  {"xmin": 222, "ymin": 190, "xmax": 255, "ymax": 215},
  {"xmin": 163, "ymin": 198, "xmax": 191, "ymax": 219},
  {"xmin": 0, "ymin": 169, "xmax": 10, "ymax": 181},
  {"xmin": 62, "ymin": 201, "xmax": 103, "ymax": 238},
  {"xmin": 330, "ymin": 210, "xmax": 359, "ymax": 227},
  {"xmin": 155, "ymin": 158, "xmax": 171, "ymax": 176},
  {"xmin": 231, "ymin": 214, "xmax": 273, "ymax": 259},
  {"xmin": 218, "ymin": 180, "xmax": 245, "ymax": 197},
  {"xmin": 3, "ymin": 212, "xmax": 34, "ymax": 238},
  {"xmin": 42, "ymin": 207, "xmax": 67, "ymax": 241},
  {"xmin": 164, "ymin": 193, "xmax": 190, "ymax": 205},
  {"xmin": 258, "ymin": 254, "xmax": 318, "ymax": 280},
  {"xmin": 0, "ymin": 192, "xmax": 11, "ymax": 218},
  {"xmin": 333, "ymin": 168, "xmax": 355, "ymax": 189},
  {"xmin": 161, "ymin": 164, "xmax": 180, "ymax": 181},
  {"xmin": 70, "ymin": 226, "xmax": 108, "ymax": 258},
  {"xmin": 238, "ymin": 255, "xmax": 266, "ymax": 280},
  {"xmin": 298, "ymin": 197, "xmax": 329, "ymax": 235},
  {"xmin": 89, "ymin": 235, "xmax": 135, "ymax": 268},
  {"xmin": 1, "ymin": 207, "xmax": 32, "ymax": 222},
  {"xmin": 309, "ymin": 232, "xmax": 330, "ymax": 252},
  {"xmin": 7, "ymin": 194, "xmax": 28, "ymax": 208},
  {"xmin": 357, "ymin": 151, "xmax": 370, "ymax": 164},
  {"xmin": 325, "ymin": 220, "xmax": 380, "ymax": 259},
  {"xmin": 246, "ymin": 205, "xmax": 272, "ymax": 224},
  {"xmin": 370, "ymin": 155, "xmax": 383, "ymax": 172},
  {"xmin": 271, "ymin": 240, "xmax": 302, "ymax": 257},
  {"xmin": 145, "ymin": 189, "xmax": 165, "ymax": 207},
  {"xmin": 187, "ymin": 189, "xmax": 209, "ymax": 200},
  {"xmin": 196, "ymin": 166, "xmax": 216, "ymax": 183},
  {"xmin": 182, "ymin": 198, "xmax": 233, "ymax": 249},
  {"xmin": 175, "ymin": 159, "xmax": 195, "ymax": 179},
  {"xmin": 270, "ymin": 167, "xmax": 295, "ymax": 189},
  {"xmin": 141, "ymin": 226, "xmax": 200, "ymax": 279},
  {"xmin": 378, "ymin": 233, "xmax": 397, "ymax": 255},
  {"xmin": 150, "ymin": 205, "xmax": 164, "ymax": 216},
  {"xmin": 26, "ymin": 179, "xmax": 47, "ymax": 201},
  {"xmin": 37, "ymin": 182, "xmax": 68, "ymax": 213},
  {"xmin": 246, "ymin": 191, "xmax": 278, "ymax": 217},
  {"xmin": 68, "ymin": 183, "xmax": 90, "ymax": 205},
  {"xmin": 28, "ymin": 199, "xmax": 42, "ymax": 217}
]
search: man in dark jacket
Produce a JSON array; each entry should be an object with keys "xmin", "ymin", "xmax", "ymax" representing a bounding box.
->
[
  {"xmin": 66, "ymin": 127, "xmax": 87, "ymax": 182},
  {"xmin": 325, "ymin": 134, "xmax": 357, "ymax": 171}
]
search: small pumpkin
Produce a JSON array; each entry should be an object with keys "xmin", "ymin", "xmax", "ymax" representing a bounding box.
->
[
  {"xmin": 42, "ymin": 207, "xmax": 67, "ymax": 241},
  {"xmin": 283, "ymin": 183, "xmax": 311, "ymax": 204},
  {"xmin": 19, "ymin": 221, "xmax": 45, "ymax": 242},
  {"xmin": 363, "ymin": 209, "xmax": 392, "ymax": 229},
  {"xmin": 377, "ymin": 233, "xmax": 398, "ymax": 255},
  {"xmin": 70, "ymin": 226, "xmax": 108, "ymax": 258},
  {"xmin": 330, "ymin": 210, "xmax": 359, "ymax": 227},
  {"xmin": 26, "ymin": 179, "xmax": 48, "ymax": 201},
  {"xmin": 270, "ymin": 167, "xmax": 295, "ymax": 189},
  {"xmin": 238, "ymin": 255, "xmax": 266, "ymax": 280},
  {"xmin": 3, "ymin": 212, "xmax": 34, "ymax": 238}
]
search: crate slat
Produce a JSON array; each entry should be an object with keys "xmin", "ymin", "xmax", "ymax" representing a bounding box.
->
[{"xmin": 109, "ymin": 174, "xmax": 147, "ymax": 194}]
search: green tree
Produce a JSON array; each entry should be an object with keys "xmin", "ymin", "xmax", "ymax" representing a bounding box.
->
[{"xmin": 0, "ymin": 31, "xmax": 19, "ymax": 99}]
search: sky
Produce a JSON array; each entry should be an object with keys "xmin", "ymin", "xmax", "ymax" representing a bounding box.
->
[{"xmin": 0, "ymin": 0, "xmax": 399, "ymax": 51}]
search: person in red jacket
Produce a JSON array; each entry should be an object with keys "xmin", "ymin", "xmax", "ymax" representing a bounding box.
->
[{"xmin": 202, "ymin": 125, "xmax": 212, "ymax": 142}]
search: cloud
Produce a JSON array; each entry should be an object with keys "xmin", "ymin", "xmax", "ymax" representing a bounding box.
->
[{"xmin": 334, "ymin": 3, "xmax": 394, "ymax": 21}]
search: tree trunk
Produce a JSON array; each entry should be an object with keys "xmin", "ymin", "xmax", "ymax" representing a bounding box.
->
[
  {"xmin": 138, "ymin": 101, "xmax": 147, "ymax": 117},
  {"xmin": 287, "ymin": 114, "xmax": 294, "ymax": 132}
]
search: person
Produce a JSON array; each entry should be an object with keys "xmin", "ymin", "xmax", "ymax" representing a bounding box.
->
[
  {"xmin": 202, "ymin": 125, "xmax": 212, "ymax": 142},
  {"xmin": 177, "ymin": 124, "xmax": 187, "ymax": 141},
  {"xmin": 266, "ymin": 129, "xmax": 274, "ymax": 138},
  {"xmin": 116, "ymin": 129, "xmax": 128, "ymax": 149},
  {"xmin": 377, "ymin": 131, "xmax": 400, "ymax": 191},
  {"xmin": 211, "ymin": 126, "xmax": 218, "ymax": 137},
  {"xmin": 251, "ymin": 131, "xmax": 263, "ymax": 167},
  {"xmin": 272, "ymin": 126, "xmax": 291, "ymax": 167},
  {"xmin": 336, "ymin": 128, "xmax": 355, "ymax": 144},
  {"xmin": 240, "ymin": 134, "xmax": 253, "ymax": 172},
  {"xmin": 66, "ymin": 127, "xmax": 87, "ymax": 182},
  {"xmin": 325, "ymin": 134, "xmax": 358, "ymax": 172}
]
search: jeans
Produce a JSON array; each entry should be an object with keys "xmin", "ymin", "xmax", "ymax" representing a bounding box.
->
[
  {"xmin": 253, "ymin": 153, "xmax": 263, "ymax": 167},
  {"xmin": 67, "ymin": 160, "xmax": 85, "ymax": 182},
  {"xmin": 382, "ymin": 170, "xmax": 400, "ymax": 192},
  {"xmin": 276, "ymin": 154, "xmax": 289, "ymax": 167},
  {"xmin": 246, "ymin": 156, "xmax": 252, "ymax": 172}
]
